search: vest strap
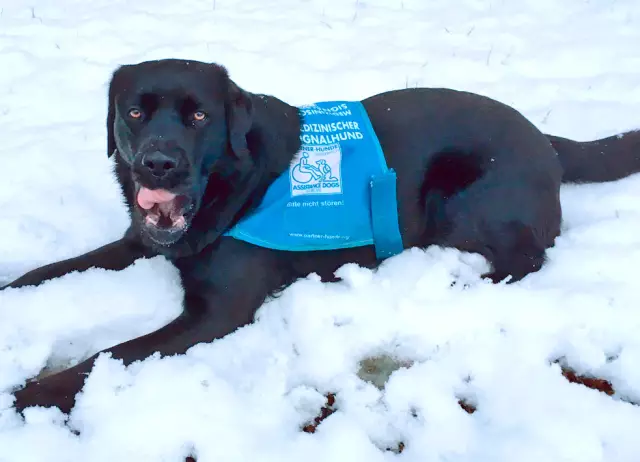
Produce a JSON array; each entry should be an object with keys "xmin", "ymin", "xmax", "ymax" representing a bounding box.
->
[{"xmin": 370, "ymin": 168, "xmax": 404, "ymax": 259}]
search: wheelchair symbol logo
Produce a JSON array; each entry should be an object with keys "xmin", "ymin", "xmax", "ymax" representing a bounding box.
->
[{"xmin": 290, "ymin": 145, "xmax": 342, "ymax": 197}]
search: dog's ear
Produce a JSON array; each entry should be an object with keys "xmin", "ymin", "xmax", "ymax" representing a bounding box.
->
[
  {"xmin": 225, "ymin": 77, "xmax": 254, "ymax": 159},
  {"xmin": 106, "ymin": 65, "xmax": 130, "ymax": 158}
]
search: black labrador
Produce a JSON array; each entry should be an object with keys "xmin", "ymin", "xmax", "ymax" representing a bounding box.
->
[{"xmin": 4, "ymin": 59, "xmax": 640, "ymax": 414}]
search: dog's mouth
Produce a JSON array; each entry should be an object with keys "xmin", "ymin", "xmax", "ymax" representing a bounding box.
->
[{"xmin": 136, "ymin": 186, "xmax": 194, "ymax": 244}]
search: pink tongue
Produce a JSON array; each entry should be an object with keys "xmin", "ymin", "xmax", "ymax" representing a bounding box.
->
[{"xmin": 137, "ymin": 188, "xmax": 177, "ymax": 210}]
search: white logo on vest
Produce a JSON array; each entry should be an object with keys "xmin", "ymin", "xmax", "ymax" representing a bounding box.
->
[{"xmin": 289, "ymin": 143, "xmax": 343, "ymax": 197}]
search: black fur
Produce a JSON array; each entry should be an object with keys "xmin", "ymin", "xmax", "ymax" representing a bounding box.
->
[{"xmin": 4, "ymin": 58, "xmax": 640, "ymax": 414}]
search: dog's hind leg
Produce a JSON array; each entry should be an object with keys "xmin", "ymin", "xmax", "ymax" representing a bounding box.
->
[
  {"xmin": 441, "ymin": 181, "xmax": 560, "ymax": 283},
  {"xmin": 420, "ymin": 152, "xmax": 561, "ymax": 283}
]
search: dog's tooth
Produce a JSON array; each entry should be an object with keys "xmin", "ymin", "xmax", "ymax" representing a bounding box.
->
[{"xmin": 172, "ymin": 216, "xmax": 186, "ymax": 229}]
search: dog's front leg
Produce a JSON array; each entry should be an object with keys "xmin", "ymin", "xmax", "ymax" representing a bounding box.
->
[
  {"xmin": 2, "ymin": 235, "xmax": 151, "ymax": 290},
  {"xmin": 11, "ymin": 285, "xmax": 265, "ymax": 415},
  {"xmin": 12, "ymin": 240, "xmax": 281, "ymax": 415}
]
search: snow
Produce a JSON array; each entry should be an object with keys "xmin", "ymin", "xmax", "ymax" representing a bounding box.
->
[{"xmin": 1, "ymin": 0, "xmax": 640, "ymax": 460}]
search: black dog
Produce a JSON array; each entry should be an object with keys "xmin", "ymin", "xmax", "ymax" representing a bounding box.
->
[{"xmin": 4, "ymin": 59, "xmax": 640, "ymax": 414}]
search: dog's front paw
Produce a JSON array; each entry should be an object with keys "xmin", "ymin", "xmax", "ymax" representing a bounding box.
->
[{"xmin": 13, "ymin": 368, "xmax": 87, "ymax": 415}]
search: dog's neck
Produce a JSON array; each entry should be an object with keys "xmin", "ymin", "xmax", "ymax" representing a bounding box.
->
[{"xmin": 248, "ymin": 93, "xmax": 303, "ymax": 178}]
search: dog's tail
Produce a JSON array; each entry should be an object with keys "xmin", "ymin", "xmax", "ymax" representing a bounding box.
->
[{"xmin": 546, "ymin": 129, "xmax": 640, "ymax": 183}]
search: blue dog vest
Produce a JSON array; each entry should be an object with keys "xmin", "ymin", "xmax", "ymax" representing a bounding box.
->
[{"xmin": 226, "ymin": 101, "xmax": 403, "ymax": 259}]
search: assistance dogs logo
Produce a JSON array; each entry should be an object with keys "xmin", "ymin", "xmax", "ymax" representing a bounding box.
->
[{"xmin": 290, "ymin": 144, "xmax": 343, "ymax": 197}]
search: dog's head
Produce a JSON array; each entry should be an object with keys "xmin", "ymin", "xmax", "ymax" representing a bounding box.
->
[{"xmin": 106, "ymin": 59, "xmax": 256, "ymax": 249}]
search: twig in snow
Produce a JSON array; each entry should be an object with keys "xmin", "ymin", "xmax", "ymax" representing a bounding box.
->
[
  {"xmin": 31, "ymin": 6, "xmax": 42, "ymax": 23},
  {"xmin": 352, "ymin": 0, "xmax": 360, "ymax": 22},
  {"xmin": 501, "ymin": 48, "xmax": 513, "ymax": 65}
]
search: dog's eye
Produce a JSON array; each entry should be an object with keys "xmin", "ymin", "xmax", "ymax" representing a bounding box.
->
[
  {"xmin": 128, "ymin": 108, "xmax": 143, "ymax": 119},
  {"xmin": 193, "ymin": 111, "xmax": 207, "ymax": 122}
]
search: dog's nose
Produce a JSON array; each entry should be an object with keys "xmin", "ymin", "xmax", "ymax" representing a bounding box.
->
[{"xmin": 141, "ymin": 151, "xmax": 178, "ymax": 178}]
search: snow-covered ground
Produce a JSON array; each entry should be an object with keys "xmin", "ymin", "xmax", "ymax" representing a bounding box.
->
[{"xmin": 1, "ymin": 0, "xmax": 640, "ymax": 460}]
